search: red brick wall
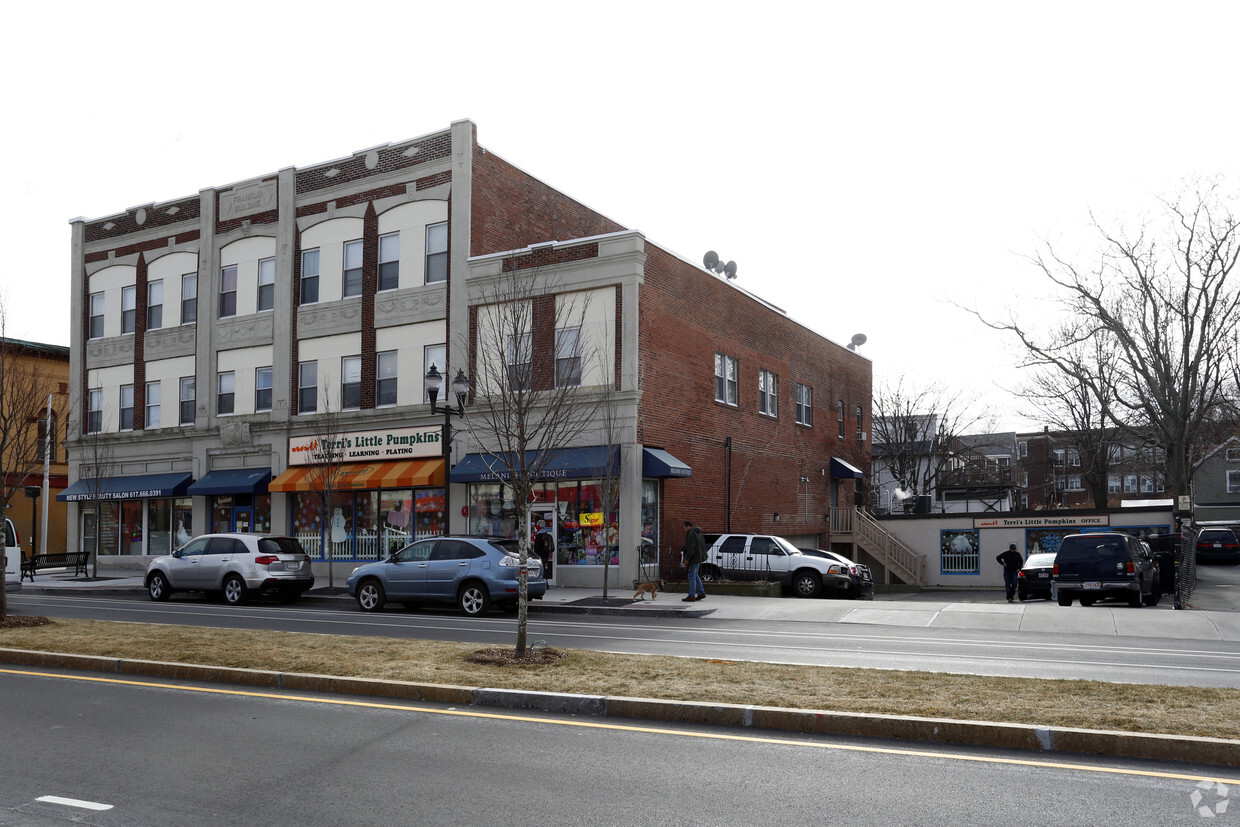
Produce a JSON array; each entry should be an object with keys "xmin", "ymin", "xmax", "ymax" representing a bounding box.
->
[{"xmin": 637, "ymin": 245, "xmax": 872, "ymax": 548}]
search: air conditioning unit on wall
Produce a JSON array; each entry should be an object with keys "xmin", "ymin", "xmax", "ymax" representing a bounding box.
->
[{"xmin": 858, "ymin": 432, "xmax": 867, "ymax": 442}]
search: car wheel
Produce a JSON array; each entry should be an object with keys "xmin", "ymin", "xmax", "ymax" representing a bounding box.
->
[
  {"xmin": 222, "ymin": 574, "xmax": 248, "ymax": 606},
  {"xmin": 1057, "ymin": 593, "xmax": 1073, "ymax": 606},
  {"xmin": 458, "ymin": 582, "xmax": 491, "ymax": 616},
  {"xmin": 1128, "ymin": 588, "xmax": 1143, "ymax": 608},
  {"xmin": 792, "ymin": 571, "xmax": 823, "ymax": 598},
  {"xmin": 147, "ymin": 571, "xmax": 172, "ymax": 602},
  {"xmin": 1144, "ymin": 585, "xmax": 1161, "ymax": 607},
  {"xmin": 356, "ymin": 579, "xmax": 386, "ymax": 612},
  {"xmin": 1079, "ymin": 595, "xmax": 1095, "ymax": 607},
  {"xmin": 699, "ymin": 565, "xmax": 721, "ymax": 583},
  {"xmin": 1017, "ymin": 589, "xmax": 1028, "ymax": 602}
]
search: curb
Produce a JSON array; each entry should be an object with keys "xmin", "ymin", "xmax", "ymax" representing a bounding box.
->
[{"xmin": 2, "ymin": 646, "xmax": 1236, "ymax": 768}]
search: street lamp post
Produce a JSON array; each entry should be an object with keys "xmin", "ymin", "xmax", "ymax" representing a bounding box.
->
[
  {"xmin": 424, "ymin": 364, "xmax": 470, "ymax": 536},
  {"xmin": 24, "ymin": 486, "xmax": 40, "ymax": 559}
]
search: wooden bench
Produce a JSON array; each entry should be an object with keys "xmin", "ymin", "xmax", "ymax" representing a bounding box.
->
[{"xmin": 21, "ymin": 551, "xmax": 91, "ymax": 581}]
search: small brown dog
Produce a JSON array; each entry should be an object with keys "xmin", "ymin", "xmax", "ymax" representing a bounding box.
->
[{"xmin": 633, "ymin": 580, "xmax": 666, "ymax": 601}]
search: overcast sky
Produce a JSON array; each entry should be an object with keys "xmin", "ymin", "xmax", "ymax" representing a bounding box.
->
[{"xmin": 5, "ymin": 1, "xmax": 1238, "ymax": 433}]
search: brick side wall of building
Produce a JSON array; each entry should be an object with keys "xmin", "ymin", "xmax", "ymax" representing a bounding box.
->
[
  {"xmin": 637, "ymin": 245, "xmax": 872, "ymax": 552},
  {"xmin": 470, "ymin": 147, "xmax": 625, "ymax": 257}
]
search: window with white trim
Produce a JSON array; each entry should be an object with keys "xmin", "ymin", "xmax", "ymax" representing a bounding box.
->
[
  {"xmin": 1108, "ymin": 475, "xmax": 1121, "ymax": 493},
  {"xmin": 145, "ymin": 381, "xmax": 160, "ymax": 428},
  {"xmin": 379, "ymin": 232, "xmax": 399, "ymax": 291},
  {"xmin": 342, "ymin": 240, "xmax": 363, "ymax": 298},
  {"xmin": 837, "ymin": 401, "xmax": 845, "ymax": 438},
  {"xmin": 426, "ymin": 222, "xmax": 447, "ymax": 283},
  {"xmin": 714, "ymin": 354, "xmax": 737, "ymax": 406},
  {"xmin": 219, "ymin": 266, "xmax": 237, "ymax": 318},
  {"xmin": 758, "ymin": 369, "xmax": 777, "ymax": 417},
  {"xmin": 1019, "ymin": 441, "xmax": 1028, "ymax": 458},
  {"xmin": 147, "ymin": 280, "xmax": 163, "ymax": 330},
  {"xmin": 119, "ymin": 384, "xmax": 134, "ymax": 431},
  {"xmin": 88, "ymin": 292, "xmax": 105, "ymax": 339},
  {"xmin": 1228, "ymin": 447, "xmax": 1240, "ymax": 462},
  {"xmin": 255, "ymin": 367, "xmax": 272, "ymax": 412},
  {"xmin": 342, "ymin": 356, "xmax": 361, "ymax": 410},
  {"xmin": 507, "ymin": 333, "xmax": 532, "ymax": 392},
  {"xmin": 217, "ymin": 371, "xmax": 235, "ymax": 415},
  {"xmin": 298, "ymin": 361, "xmax": 317, "ymax": 413},
  {"xmin": 300, "ymin": 249, "xmax": 320, "ymax": 304},
  {"xmin": 1124, "ymin": 475, "xmax": 1137, "ymax": 493},
  {"xmin": 555, "ymin": 327, "xmax": 582, "ymax": 388},
  {"xmin": 377, "ymin": 351, "xmax": 397, "ymax": 407},
  {"xmin": 1066, "ymin": 475, "xmax": 1083, "ymax": 491},
  {"xmin": 181, "ymin": 274, "xmax": 197, "ymax": 325},
  {"xmin": 87, "ymin": 389, "xmax": 102, "ymax": 434},
  {"xmin": 794, "ymin": 383, "xmax": 812, "ymax": 426},
  {"xmin": 179, "ymin": 377, "xmax": 195, "ymax": 425},
  {"xmin": 1228, "ymin": 470, "xmax": 1240, "ymax": 493},
  {"xmin": 856, "ymin": 405, "xmax": 864, "ymax": 441},
  {"xmin": 121, "ymin": 286, "xmax": 136, "ymax": 334},
  {"xmin": 257, "ymin": 257, "xmax": 274, "ymax": 312}
]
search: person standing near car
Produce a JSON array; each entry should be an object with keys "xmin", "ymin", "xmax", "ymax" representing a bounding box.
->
[
  {"xmin": 682, "ymin": 520, "xmax": 707, "ymax": 602},
  {"xmin": 997, "ymin": 542, "xmax": 1024, "ymax": 603}
]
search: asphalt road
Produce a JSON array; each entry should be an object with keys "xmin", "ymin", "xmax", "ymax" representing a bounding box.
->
[
  {"xmin": 11, "ymin": 588, "xmax": 1240, "ymax": 689},
  {"xmin": 0, "ymin": 667, "xmax": 1233, "ymax": 826}
]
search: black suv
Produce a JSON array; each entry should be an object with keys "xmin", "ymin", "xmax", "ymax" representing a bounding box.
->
[{"xmin": 1053, "ymin": 532, "xmax": 1161, "ymax": 608}]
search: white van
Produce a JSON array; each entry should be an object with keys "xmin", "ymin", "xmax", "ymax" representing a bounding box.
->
[{"xmin": 3, "ymin": 517, "xmax": 19, "ymax": 585}]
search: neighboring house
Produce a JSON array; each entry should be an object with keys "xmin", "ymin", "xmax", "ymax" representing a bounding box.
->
[
  {"xmin": 1192, "ymin": 437, "xmax": 1240, "ymax": 524},
  {"xmin": 871, "ymin": 426, "xmax": 1019, "ymax": 514},
  {"xmin": 870, "ymin": 413, "xmax": 940, "ymax": 514},
  {"xmin": 0, "ymin": 338, "xmax": 71, "ymax": 557},
  {"xmin": 61, "ymin": 120, "xmax": 872, "ymax": 589},
  {"xmin": 1017, "ymin": 428, "xmax": 1164, "ymax": 510}
]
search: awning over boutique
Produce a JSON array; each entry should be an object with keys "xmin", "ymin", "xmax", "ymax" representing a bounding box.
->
[
  {"xmin": 187, "ymin": 469, "xmax": 272, "ymax": 496},
  {"xmin": 57, "ymin": 472, "xmax": 193, "ymax": 502},
  {"xmin": 641, "ymin": 448, "xmax": 692, "ymax": 478},
  {"xmin": 830, "ymin": 457, "xmax": 865, "ymax": 479},
  {"xmin": 450, "ymin": 446, "xmax": 620, "ymax": 483},
  {"xmin": 267, "ymin": 458, "xmax": 444, "ymax": 492}
]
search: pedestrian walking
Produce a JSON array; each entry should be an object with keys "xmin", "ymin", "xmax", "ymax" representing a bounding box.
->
[
  {"xmin": 682, "ymin": 520, "xmax": 707, "ymax": 602},
  {"xmin": 997, "ymin": 542, "xmax": 1024, "ymax": 603}
]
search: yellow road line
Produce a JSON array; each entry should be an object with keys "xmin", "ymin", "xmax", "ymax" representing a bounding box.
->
[{"xmin": 5, "ymin": 666, "xmax": 1237, "ymax": 785}]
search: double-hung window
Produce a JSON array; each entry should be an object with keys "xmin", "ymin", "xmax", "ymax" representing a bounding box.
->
[
  {"xmin": 1108, "ymin": 475, "xmax": 1121, "ymax": 493},
  {"xmin": 257, "ymin": 258, "xmax": 275, "ymax": 312},
  {"xmin": 377, "ymin": 351, "xmax": 397, "ymax": 406},
  {"xmin": 426, "ymin": 222, "xmax": 448, "ymax": 283},
  {"xmin": 507, "ymin": 333, "xmax": 532, "ymax": 392},
  {"xmin": 299, "ymin": 361, "xmax": 318, "ymax": 413},
  {"xmin": 119, "ymin": 384, "xmax": 134, "ymax": 431},
  {"xmin": 379, "ymin": 233, "xmax": 399, "ymax": 291},
  {"xmin": 145, "ymin": 381, "xmax": 160, "ymax": 428},
  {"xmin": 300, "ymin": 249, "xmax": 320, "ymax": 304},
  {"xmin": 179, "ymin": 377, "xmax": 195, "ymax": 425},
  {"xmin": 181, "ymin": 274, "xmax": 197, "ymax": 324},
  {"xmin": 342, "ymin": 356, "xmax": 362, "ymax": 410},
  {"xmin": 147, "ymin": 280, "xmax": 163, "ymax": 330},
  {"xmin": 714, "ymin": 354, "xmax": 737, "ymax": 406},
  {"xmin": 758, "ymin": 369, "xmax": 777, "ymax": 417},
  {"xmin": 88, "ymin": 292, "xmax": 105, "ymax": 339},
  {"xmin": 856, "ymin": 405, "xmax": 864, "ymax": 441},
  {"xmin": 838, "ymin": 401, "xmax": 845, "ymax": 438},
  {"xmin": 555, "ymin": 327, "xmax": 582, "ymax": 388},
  {"xmin": 794, "ymin": 384, "xmax": 812, "ymax": 426},
  {"xmin": 255, "ymin": 367, "xmax": 273, "ymax": 412},
  {"xmin": 121, "ymin": 286, "xmax": 136, "ymax": 334},
  {"xmin": 343, "ymin": 240, "xmax": 363, "ymax": 298},
  {"xmin": 1226, "ymin": 471, "xmax": 1240, "ymax": 494},
  {"xmin": 87, "ymin": 389, "xmax": 102, "ymax": 434},
  {"xmin": 219, "ymin": 266, "xmax": 237, "ymax": 318},
  {"xmin": 217, "ymin": 371, "xmax": 235, "ymax": 415},
  {"xmin": 424, "ymin": 344, "xmax": 446, "ymax": 402}
]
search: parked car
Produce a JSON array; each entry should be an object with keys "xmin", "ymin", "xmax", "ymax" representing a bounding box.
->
[
  {"xmin": 145, "ymin": 533, "xmax": 315, "ymax": 605},
  {"xmin": 798, "ymin": 548, "xmax": 875, "ymax": 599},
  {"xmin": 3, "ymin": 517, "xmax": 19, "ymax": 586},
  {"xmin": 1052, "ymin": 532, "xmax": 1161, "ymax": 607},
  {"xmin": 1194, "ymin": 527, "xmax": 1240, "ymax": 565},
  {"xmin": 1016, "ymin": 552, "xmax": 1056, "ymax": 601},
  {"xmin": 700, "ymin": 533, "xmax": 858, "ymax": 599},
  {"xmin": 347, "ymin": 536, "xmax": 546, "ymax": 616}
]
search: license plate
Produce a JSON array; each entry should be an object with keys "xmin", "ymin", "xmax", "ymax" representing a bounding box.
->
[
  {"xmin": 1037, "ymin": 572, "xmax": 1048, "ymax": 578},
  {"xmin": 1084, "ymin": 581, "xmax": 1101, "ymax": 590}
]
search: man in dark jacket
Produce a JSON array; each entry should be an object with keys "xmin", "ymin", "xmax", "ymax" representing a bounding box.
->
[
  {"xmin": 997, "ymin": 542, "xmax": 1024, "ymax": 603},
  {"xmin": 682, "ymin": 520, "xmax": 707, "ymax": 602}
]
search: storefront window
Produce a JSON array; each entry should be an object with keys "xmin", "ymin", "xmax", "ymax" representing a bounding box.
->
[
  {"xmin": 470, "ymin": 484, "xmax": 518, "ymax": 538},
  {"xmin": 292, "ymin": 493, "xmax": 323, "ymax": 559},
  {"xmin": 354, "ymin": 491, "xmax": 379, "ymax": 560},
  {"xmin": 328, "ymin": 491, "xmax": 353, "ymax": 561},
  {"xmin": 121, "ymin": 500, "xmax": 143, "ymax": 555},
  {"xmin": 379, "ymin": 489, "xmax": 414, "ymax": 556},
  {"xmin": 148, "ymin": 499, "xmax": 171, "ymax": 556},
  {"xmin": 173, "ymin": 498, "xmax": 192, "ymax": 547},
  {"xmin": 212, "ymin": 495, "xmax": 234, "ymax": 533},
  {"xmin": 641, "ymin": 480, "xmax": 660, "ymax": 578},
  {"xmin": 414, "ymin": 488, "xmax": 444, "ymax": 539},
  {"xmin": 92, "ymin": 501, "xmax": 120, "ymax": 556},
  {"xmin": 469, "ymin": 480, "xmax": 624, "ymax": 567},
  {"xmin": 253, "ymin": 494, "xmax": 271, "ymax": 534}
]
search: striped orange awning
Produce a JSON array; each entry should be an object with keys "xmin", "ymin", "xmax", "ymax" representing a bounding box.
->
[{"xmin": 268, "ymin": 459, "xmax": 444, "ymax": 492}]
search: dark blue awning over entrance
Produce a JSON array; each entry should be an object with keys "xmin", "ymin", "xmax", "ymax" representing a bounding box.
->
[
  {"xmin": 187, "ymin": 469, "xmax": 272, "ymax": 496},
  {"xmin": 642, "ymin": 448, "xmax": 692, "ymax": 478},
  {"xmin": 57, "ymin": 472, "xmax": 193, "ymax": 502},
  {"xmin": 830, "ymin": 457, "xmax": 865, "ymax": 479},
  {"xmin": 451, "ymin": 446, "xmax": 619, "ymax": 483}
]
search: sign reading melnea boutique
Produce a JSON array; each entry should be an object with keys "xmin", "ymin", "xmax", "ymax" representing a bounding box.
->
[{"xmin": 288, "ymin": 426, "xmax": 442, "ymax": 466}]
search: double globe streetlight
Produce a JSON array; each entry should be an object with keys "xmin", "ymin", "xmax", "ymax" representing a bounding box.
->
[{"xmin": 424, "ymin": 365, "xmax": 470, "ymax": 535}]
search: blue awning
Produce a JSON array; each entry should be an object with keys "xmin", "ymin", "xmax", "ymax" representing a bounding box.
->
[
  {"xmin": 830, "ymin": 457, "xmax": 865, "ymax": 479},
  {"xmin": 187, "ymin": 469, "xmax": 272, "ymax": 496},
  {"xmin": 57, "ymin": 472, "xmax": 193, "ymax": 502},
  {"xmin": 642, "ymin": 447, "xmax": 692, "ymax": 478},
  {"xmin": 451, "ymin": 446, "xmax": 619, "ymax": 483}
]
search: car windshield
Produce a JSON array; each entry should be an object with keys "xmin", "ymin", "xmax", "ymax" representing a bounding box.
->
[
  {"xmin": 1024, "ymin": 553, "xmax": 1056, "ymax": 567},
  {"xmin": 258, "ymin": 537, "xmax": 305, "ymax": 556}
]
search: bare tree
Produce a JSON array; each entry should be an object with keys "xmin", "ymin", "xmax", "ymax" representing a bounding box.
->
[
  {"xmin": 461, "ymin": 265, "xmax": 603, "ymax": 657},
  {"xmin": 299, "ymin": 383, "xmax": 348, "ymax": 590},
  {"xmin": 871, "ymin": 376, "xmax": 993, "ymax": 513},
  {"xmin": 976, "ymin": 184, "xmax": 1240, "ymax": 500}
]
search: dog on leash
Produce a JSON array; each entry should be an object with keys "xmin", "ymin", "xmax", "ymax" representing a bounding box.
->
[{"xmin": 633, "ymin": 579, "xmax": 667, "ymax": 601}]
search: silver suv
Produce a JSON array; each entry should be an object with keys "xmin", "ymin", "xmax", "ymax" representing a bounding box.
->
[
  {"xmin": 701, "ymin": 533, "xmax": 860, "ymax": 599},
  {"xmin": 145, "ymin": 533, "xmax": 315, "ymax": 605}
]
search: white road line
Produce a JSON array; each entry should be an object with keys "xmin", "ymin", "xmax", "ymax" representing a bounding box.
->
[{"xmin": 36, "ymin": 795, "xmax": 112, "ymax": 810}]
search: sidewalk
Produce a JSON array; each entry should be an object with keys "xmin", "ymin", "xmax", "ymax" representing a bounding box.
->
[{"xmin": 13, "ymin": 563, "xmax": 1240, "ymax": 642}]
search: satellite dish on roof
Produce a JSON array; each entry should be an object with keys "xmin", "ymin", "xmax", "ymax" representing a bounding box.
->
[
  {"xmin": 703, "ymin": 251, "xmax": 719, "ymax": 271},
  {"xmin": 847, "ymin": 333, "xmax": 867, "ymax": 351},
  {"xmin": 723, "ymin": 261, "xmax": 737, "ymax": 280}
]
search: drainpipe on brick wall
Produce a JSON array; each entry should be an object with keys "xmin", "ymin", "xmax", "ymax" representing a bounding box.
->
[{"xmin": 724, "ymin": 437, "xmax": 732, "ymax": 533}]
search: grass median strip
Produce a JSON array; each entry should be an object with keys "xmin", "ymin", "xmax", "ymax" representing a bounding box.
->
[{"xmin": 2, "ymin": 617, "xmax": 1237, "ymax": 740}]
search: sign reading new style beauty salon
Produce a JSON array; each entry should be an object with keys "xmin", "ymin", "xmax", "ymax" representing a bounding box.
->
[{"xmin": 288, "ymin": 426, "xmax": 442, "ymax": 466}]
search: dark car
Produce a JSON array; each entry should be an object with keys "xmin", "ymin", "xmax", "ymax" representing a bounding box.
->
[
  {"xmin": 799, "ymin": 548, "xmax": 875, "ymax": 599},
  {"xmin": 347, "ymin": 535, "xmax": 546, "ymax": 616},
  {"xmin": 1016, "ymin": 552, "xmax": 1056, "ymax": 601},
  {"xmin": 1053, "ymin": 532, "xmax": 1161, "ymax": 608},
  {"xmin": 1194, "ymin": 527, "xmax": 1240, "ymax": 564}
]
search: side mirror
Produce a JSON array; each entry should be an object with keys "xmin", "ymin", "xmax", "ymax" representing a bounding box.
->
[{"xmin": 172, "ymin": 549, "xmax": 183, "ymax": 558}]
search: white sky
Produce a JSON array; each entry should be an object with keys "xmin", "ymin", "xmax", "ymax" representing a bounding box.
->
[{"xmin": 5, "ymin": 1, "xmax": 1239, "ymax": 433}]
